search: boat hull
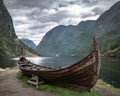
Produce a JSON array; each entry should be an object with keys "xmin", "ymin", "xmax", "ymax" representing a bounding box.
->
[
  {"xmin": 19, "ymin": 50, "xmax": 100, "ymax": 91},
  {"xmin": 18, "ymin": 37, "xmax": 100, "ymax": 92}
]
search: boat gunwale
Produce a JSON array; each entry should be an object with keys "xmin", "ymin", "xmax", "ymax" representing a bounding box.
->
[{"xmin": 19, "ymin": 49, "xmax": 98, "ymax": 74}]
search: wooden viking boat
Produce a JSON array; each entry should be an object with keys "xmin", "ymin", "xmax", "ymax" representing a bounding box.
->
[{"xmin": 18, "ymin": 37, "xmax": 101, "ymax": 92}]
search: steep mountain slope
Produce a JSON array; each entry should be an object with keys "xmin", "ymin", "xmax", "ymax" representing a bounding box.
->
[
  {"xmin": 20, "ymin": 38, "xmax": 36, "ymax": 50},
  {"xmin": 36, "ymin": 1, "xmax": 120, "ymax": 57},
  {"xmin": 36, "ymin": 20, "xmax": 95, "ymax": 56},
  {"xmin": 0, "ymin": 0, "xmax": 37, "ymax": 56},
  {"xmin": 95, "ymin": 1, "xmax": 120, "ymax": 56},
  {"xmin": 0, "ymin": 0, "xmax": 17, "ymax": 39}
]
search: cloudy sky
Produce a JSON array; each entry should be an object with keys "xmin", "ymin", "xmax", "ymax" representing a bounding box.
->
[{"xmin": 4, "ymin": 0, "xmax": 119, "ymax": 45}]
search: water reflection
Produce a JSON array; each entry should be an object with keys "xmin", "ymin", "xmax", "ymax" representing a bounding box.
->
[
  {"xmin": 0, "ymin": 57, "xmax": 17, "ymax": 68},
  {"xmin": 23, "ymin": 56, "xmax": 81, "ymax": 68},
  {"xmin": 100, "ymin": 57, "xmax": 120, "ymax": 88}
]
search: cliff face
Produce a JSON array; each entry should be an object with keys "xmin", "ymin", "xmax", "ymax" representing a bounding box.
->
[
  {"xmin": 0, "ymin": 0, "xmax": 17, "ymax": 38},
  {"xmin": 36, "ymin": 1, "xmax": 120, "ymax": 57},
  {"xmin": 0, "ymin": 0, "xmax": 37, "ymax": 56}
]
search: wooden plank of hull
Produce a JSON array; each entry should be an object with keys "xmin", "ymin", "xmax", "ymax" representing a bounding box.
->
[
  {"xmin": 19, "ymin": 50, "xmax": 97, "ymax": 76},
  {"xmin": 20, "ymin": 63, "xmax": 96, "ymax": 88}
]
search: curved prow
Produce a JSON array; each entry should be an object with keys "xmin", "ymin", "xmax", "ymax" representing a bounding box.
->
[
  {"xmin": 93, "ymin": 36, "xmax": 101, "ymax": 75},
  {"xmin": 93, "ymin": 36, "xmax": 98, "ymax": 50}
]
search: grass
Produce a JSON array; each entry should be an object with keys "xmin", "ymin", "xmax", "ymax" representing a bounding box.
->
[
  {"xmin": 38, "ymin": 84, "xmax": 103, "ymax": 96},
  {"xmin": 0, "ymin": 76, "xmax": 4, "ymax": 84},
  {"xmin": 18, "ymin": 75, "xmax": 103, "ymax": 96},
  {"xmin": 96, "ymin": 79, "xmax": 120, "ymax": 96}
]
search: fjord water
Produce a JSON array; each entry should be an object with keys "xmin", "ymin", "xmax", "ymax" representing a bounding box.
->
[
  {"xmin": 100, "ymin": 57, "xmax": 120, "ymax": 88},
  {"xmin": 0, "ymin": 57, "xmax": 16, "ymax": 69},
  {"xmin": 0, "ymin": 57, "xmax": 120, "ymax": 88}
]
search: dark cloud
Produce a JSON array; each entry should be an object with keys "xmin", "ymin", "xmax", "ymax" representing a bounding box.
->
[
  {"xmin": 15, "ymin": 20, "xmax": 25, "ymax": 26},
  {"xmin": 53, "ymin": 7, "xmax": 59, "ymax": 11},
  {"xmin": 58, "ymin": 3, "xmax": 68, "ymax": 8},
  {"xmin": 92, "ymin": 7, "xmax": 104, "ymax": 15},
  {"xmin": 26, "ymin": 9, "xmax": 74, "ymax": 24},
  {"xmin": 80, "ymin": 13, "xmax": 93, "ymax": 19},
  {"xmin": 29, "ymin": 22, "xmax": 54, "ymax": 30},
  {"xmin": 40, "ymin": 11, "xmax": 73, "ymax": 23},
  {"xmin": 75, "ymin": 0, "xmax": 98, "ymax": 7},
  {"xmin": 4, "ymin": 0, "xmax": 57, "ymax": 9},
  {"xmin": 81, "ymin": 0, "xmax": 90, "ymax": 4},
  {"xmin": 68, "ymin": 1, "xmax": 76, "ymax": 5}
]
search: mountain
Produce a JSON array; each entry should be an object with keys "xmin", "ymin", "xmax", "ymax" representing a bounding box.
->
[
  {"xmin": 95, "ymin": 1, "xmax": 120, "ymax": 57},
  {"xmin": 0, "ymin": 0, "xmax": 17, "ymax": 39},
  {"xmin": 36, "ymin": 1, "xmax": 120, "ymax": 57},
  {"xmin": 0, "ymin": 0, "xmax": 37, "ymax": 56},
  {"xmin": 36, "ymin": 20, "xmax": 95, "ymax": 57},
  {"xmin": 20, "ymin": 38, "xmax": 36, "ymax": 50}
]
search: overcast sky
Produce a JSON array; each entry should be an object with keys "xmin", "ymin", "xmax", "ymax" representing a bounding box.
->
[{"xmin": 4, "ymin": 0, "xmax": 119, "ymax": 45}]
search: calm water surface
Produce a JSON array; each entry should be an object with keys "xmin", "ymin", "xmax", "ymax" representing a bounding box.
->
[
  {"xmin": 100, "ymin": 57, "xmax": 120, "ymax": 88},
  {"xmin": 0, "ymin": 57, "xmax": 16, "ymax": 68},
  {"xmin": 0, "ymin": 56, "xmax": 120, "ymax": 88}
]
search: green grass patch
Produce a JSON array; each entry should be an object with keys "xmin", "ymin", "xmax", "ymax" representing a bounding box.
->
[
  {"xmin": 19, "ymin": 75, "xmax": 103, "ymax": 96},
  {"xmin": 38, "ymin": 84, "xmax": 103, "ymax": 96},
  {"xmin": 0, "ymin": 76, "xmax": 4, "ymax": 83},
  {"xmin": 96, "ymin": 80, "xmax": 120, "ymax": 96}
]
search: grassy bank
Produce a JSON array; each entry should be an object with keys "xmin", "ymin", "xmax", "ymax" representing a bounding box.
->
[
  {"xmin": 38, "ymin": 84, "xmax": 103, "ymax": 96},
  {"xmin": 96, "ymin": 80, "xmax": 120, "ymax": 96},
  {"xmin": 0, "ymin": 76, "xmax": 4, "ymax": 84},
  {"xmin": 19, "ymin": 75, "xmax": 103, "ymax": 96}
]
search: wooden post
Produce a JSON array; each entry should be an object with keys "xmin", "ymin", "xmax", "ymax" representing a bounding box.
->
[
  {"xmin": 17, "ymin": 70, "xmax": 24, "ymax": 78},
  {"xmin": 27, "ymin": 74, "xmax": 45, "ymax": 89},
  {"xmin": 93, "ymin": 36, "xmax": 98, "ymax": 50}
]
